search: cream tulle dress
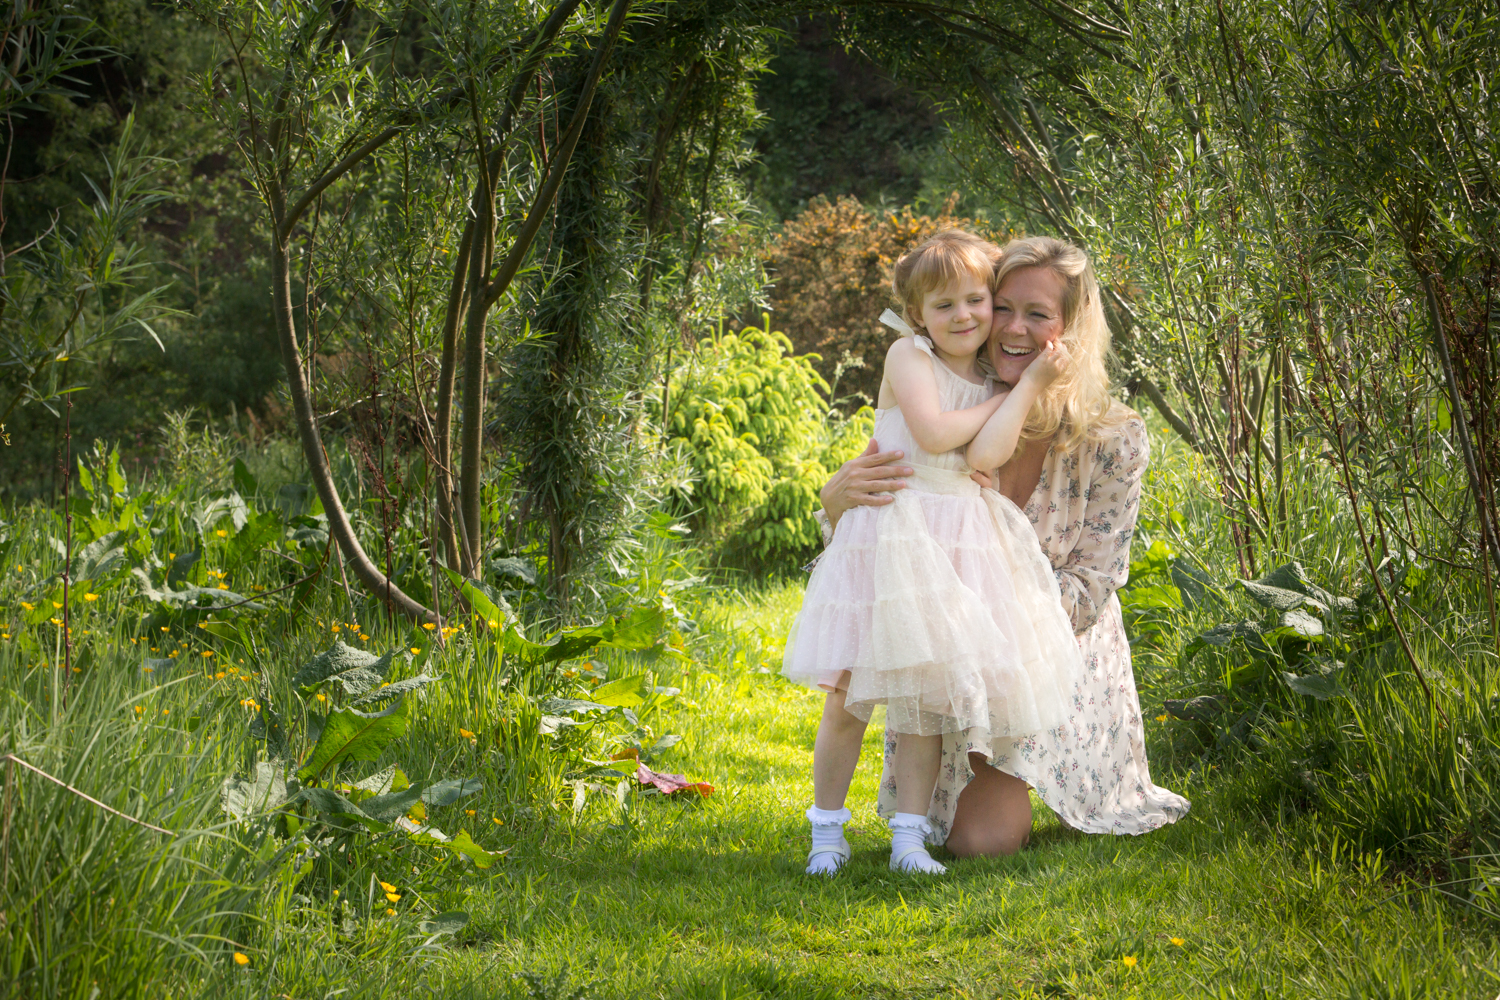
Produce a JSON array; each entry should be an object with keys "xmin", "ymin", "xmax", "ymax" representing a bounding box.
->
[{"xmin": 781, "ymin": 319, "xmax": 1082, "ymax": 740}]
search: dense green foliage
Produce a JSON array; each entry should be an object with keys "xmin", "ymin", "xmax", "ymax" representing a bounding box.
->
[
  {"xmin": 658, "ymin": 320, "xmax": 871, "ymax": 572},
  {"xmin": 4, "ymin": 0, "xmax": 1500, "ymax": 995}
]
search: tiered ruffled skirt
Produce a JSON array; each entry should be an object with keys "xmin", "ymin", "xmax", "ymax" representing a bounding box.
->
[{"xmin": 782, "ymin": 467, "xmax": 1080, "ymax": 739}]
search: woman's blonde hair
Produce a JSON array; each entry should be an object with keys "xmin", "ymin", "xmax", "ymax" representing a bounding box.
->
[
  {"xmin": 891, "ymin": 229, "xmax": 1002, "ymax": 329},
  {"xmin": 995, "ymin": 236, "xmax": 1126, "ymax": 451}
]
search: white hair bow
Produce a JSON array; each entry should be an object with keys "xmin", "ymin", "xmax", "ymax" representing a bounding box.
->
[{"xmin": 879, "ymin": 308, "xmax": 916, "ymax": 338}]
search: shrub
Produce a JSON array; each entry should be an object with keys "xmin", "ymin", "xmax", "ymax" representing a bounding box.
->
[
  {"xmin": 658, "ymin": 317, "xmax": 872, "ymax": 574},
  {"xmin": 757, "ymin": 195, "xmax": 1014, "ymax": 406}
]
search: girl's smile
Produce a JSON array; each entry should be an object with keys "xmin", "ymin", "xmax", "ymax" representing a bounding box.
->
[{"xmin": 916, "ymin": 275, "xmax": 994, "ymax": 375}]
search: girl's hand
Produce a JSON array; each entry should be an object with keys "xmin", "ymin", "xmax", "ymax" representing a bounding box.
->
[{"xmin": 1021, "ymin": 339, "xmax": 1071, "ymax": 387}]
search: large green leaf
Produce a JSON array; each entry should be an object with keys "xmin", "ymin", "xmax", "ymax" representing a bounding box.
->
[
  {"xmin": 221, "ymin": 762, "xmax": 289, "ymax": 820},
  {"xmin": 600, "ymin": 606, "xmax": 667, "ymax": 650},
  {"xmin": 410, "ymin": 827, "xmax": 507, "ymax": 868},
  {"xmin": 1283, "ymin": 663, "xmax": 1350, "ymax": 700},
  {"xmin": 226, "ymin": 509, "xmax": 283, "ymax": 574},
  {"xmin": 298, "ymin": 698, "xmax": 409, "ymax": 782},
  {"xmin": 293, "ymin": 641, "xmax": 393, "ymax": 697},
  {"xmin": 1237, "ymin": 579, "xmax": 1322, "ymax": 613},
  {"xmin": 358, "ymin": 785, "xmax": 424, "ymax": 822},
  {"xmin": 349, "ymin": 672, "xmax": 441, "ymax": 708},
  {"xmin": 591, "ymin": 674, "xmax": 647, "ymax": 707},
  {"xmin": 421, "ymin": 777, "xmax": 483, "ymax": 808},
  {"xmin": 445, "ymin": 569, "xmax": 513, "ymax": 626},
  {"xmin": 298, "ymin": 786, "xmax": 388, "ymax": 832},
  {"xmin": 1256, "ymin": 561, "xmax": 1357, "ymax": 612}
]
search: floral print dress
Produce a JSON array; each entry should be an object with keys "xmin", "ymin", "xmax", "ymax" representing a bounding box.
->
[{"xmin": 865, "ymin": 406, "xmax": 1191, "ymax": 838}]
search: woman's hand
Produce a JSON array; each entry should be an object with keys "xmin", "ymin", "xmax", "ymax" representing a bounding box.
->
[{"xmin": 820, "ymin": 439, "xmax": 913, "ymax": 529}]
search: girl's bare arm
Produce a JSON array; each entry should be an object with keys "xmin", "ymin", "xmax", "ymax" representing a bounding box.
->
[
  {"xmin": 884, "ymin": 338, "xmax": 1005, "ymax": 454},
  {"xmin": 967, "ymin": 340, "xmax": 1070, "ymax": 470}
]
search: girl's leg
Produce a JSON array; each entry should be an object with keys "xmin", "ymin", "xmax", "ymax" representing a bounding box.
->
[
  {"xmin": 889, "ymin": 732, "xmax": 946, "ymax": 874},
  {"xmin": 813, "ymin": 688, "xmax": 867, "ymax": 809},
  {"xmin": 944, "ymin": 752, "xmax": 1033, "ymax": 857},
  {"xmin": 805, "ymin": 688, "xmax": 867, "ymax": 875}
]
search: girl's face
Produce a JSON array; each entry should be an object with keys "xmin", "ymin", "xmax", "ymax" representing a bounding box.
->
[
  {"xmin": 915, "ymin": 273, "xmax": 993, "ymax": 362},
  {"xmin": 989, "ymin": 266, "xmax": 1067, "ymax": 386}
]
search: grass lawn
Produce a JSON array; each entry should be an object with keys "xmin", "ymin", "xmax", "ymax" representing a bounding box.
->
[{"xmin": 430, "ymin": 588, "xmax": 1500, "ymax": 1000}]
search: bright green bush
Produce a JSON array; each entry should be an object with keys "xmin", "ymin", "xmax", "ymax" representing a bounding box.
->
[{"xmin": 659, "ymin": 317, "xmax": 872, "ymax": 573}]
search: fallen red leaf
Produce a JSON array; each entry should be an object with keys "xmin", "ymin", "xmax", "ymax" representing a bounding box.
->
[{"xmin": 635, "ymin": 763, "xmax": 712, "ymax": 797}]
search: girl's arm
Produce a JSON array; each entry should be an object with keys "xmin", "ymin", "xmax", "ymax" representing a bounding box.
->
[
  {"xmin": 967, "ymin": 340, "xmax": 1070, "ymax": 470},
  {"xmin": 885, "ymin": 338, "xmax": 1006, "ymax": 454}
]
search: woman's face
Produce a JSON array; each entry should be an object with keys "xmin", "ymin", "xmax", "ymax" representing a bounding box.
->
[{"xmin": 989, "ymin": 266, "xmax": 1067, "ymax": 386}]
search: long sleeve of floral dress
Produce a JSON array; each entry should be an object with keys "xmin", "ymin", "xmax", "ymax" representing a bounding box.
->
[{"xmin": 1039, "ymin": 413, "xmax": 1148, "ymax": 636}]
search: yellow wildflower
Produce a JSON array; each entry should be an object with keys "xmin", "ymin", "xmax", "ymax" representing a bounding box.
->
[
  {"xmin": 359, "ymin": 634, "xmax": 369, "ymax": 641},
  {"xmin": 410, "ymin": 647, "xmax": 421, "ymax": 655},
  {"xmin": 465, "ymin": 809, "xmax": 476, "ymax": 817},
  {"xmin": 134, "ymin": 706, "xmax": 144, "ymax": 715},
  {"xmin": 331, "ymin": 625, "xmax": 341, "ymax": 633},
  {"xmin": 1122, "ymin": 956, "xmax": 1137, "ymax": 969},
  {"xmin": 492, "ymin": 817, "xmax": 503, "ymax": 825},
  {"xmin": 51, "ymin": 601, "xmax": 61, "ymax": 609},
  {"xmin": 459, "ymin": 728, "xmax": 475, "ymax": 739},
  {"xmin": 19, "ymin": 602, "xmax": 33, "ymax": 610},
  {"xmin": 143, "ymin": 666, "xmax": 154, "ymax": 673},
  {"xmin": 386, "ymin": 908, "xmax": 396, "ymax": 916},
  {"xmin": 316, "ymin": 693, "xmax": 326, "ymax": 702},
  {"xmin": 1170, "ymin": 937, "xmax": 1185, "ymax": 947},
  {"xmin": 201, "ymin": 650, "xmax": 215, "ymax": 657},
  {"xmin": 215, "ymin": 671, "xmax": 226, "ymax": 679},
  {"xmin": 1155, "ymin": 714, "xmax": 1168, "ymax": 723},
  {"xmin": 384, "ymin": 892, "xmax": 400, "ymax": 903},
  {"xmin": 379, "ymin": 880, "xmax": 397, "ymax": 893},
  {"xmin": 215, "ymin": 529, "xmax": 228, "ymax": 538},
  {"xmin": 84, "ymin": 593, "xmax": 98, "ymax": 602},
  {"xmin": 422, "ymin": 622, "xmax": 436, "ymax": 631},
  {"xmin": 233, "ymin": 952, "xmax": 249, "ymax": 966}
]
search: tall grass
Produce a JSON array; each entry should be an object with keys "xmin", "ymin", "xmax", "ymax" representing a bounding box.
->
[{"xmin": 1124, "ymin": 405, "xmax": 1500, "ymax": 918}]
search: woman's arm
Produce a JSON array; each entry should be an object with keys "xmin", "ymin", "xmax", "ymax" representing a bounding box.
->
[
  {"xmin": 885, "ymin": 338, "xmax": 1006, "ymax": 454},
  {"xmin": 967, "ymin": 340, "xmax": 1070, "ymax": 471},
  {"xmin": 1054, "ymin": 415, "xmax": 1149, "ymax": 635},
  {"xmin": 818, "ymin": 439, "xmax": 914, "ymax": 533}
]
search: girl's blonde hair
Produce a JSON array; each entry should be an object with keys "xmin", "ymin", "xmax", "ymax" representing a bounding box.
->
[
  {"xmin": 995, "ymin": 236, "xmax": 1127, "ymax": 451},
  {"xmin": 891, "ymin": 229, "xmax": 1002, "ymax": 330}
]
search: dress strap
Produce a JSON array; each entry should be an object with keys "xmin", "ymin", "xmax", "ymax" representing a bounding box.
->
[
  {"xmin": 879, "ymin": 308, "xmax": 937, "ymax": 357},
  {"xmin": 879, "ymin": 308, "xmax": 916, "ymax": 338}
]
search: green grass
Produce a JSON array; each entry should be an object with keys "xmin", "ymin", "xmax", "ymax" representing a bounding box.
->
[
  {"xmin": 412, "ymin": 586, "xmax": 1499, "ymax": 1000},
  {"xmin": 4, "ymin": 423, "xmax": 1499, "ymax": 999}
]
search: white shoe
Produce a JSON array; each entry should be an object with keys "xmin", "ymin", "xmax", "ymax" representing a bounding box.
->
[
  {"xmin": 805, "ymin": 837, "xmax": 851, "ymax": 875},
  {"xmin": 889, "ymin": 844, "xmax": 947, "ymax": 874}
]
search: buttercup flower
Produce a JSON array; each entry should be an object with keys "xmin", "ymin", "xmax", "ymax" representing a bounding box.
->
[
  {"xmin": 233, "ymin": 952, "xmax": 249, "ymax": 966},
  {"xmin": 215, "ymin": 529, "xmax": 228, "ymax": 537},
  {"xmin": 422, "ymin": 622, "xmax": 436, "ymax": 630},
  {"xmin": 1122, "ymin": 956, "xmax": 1137, "ymax": 969},
  {"xmin": 1170, "ymin": 937, "xmax": 1185, "ymax": 947},
  {"xmin": 84, "ymin": 593, "xmax": 98, "ymax": 601}
]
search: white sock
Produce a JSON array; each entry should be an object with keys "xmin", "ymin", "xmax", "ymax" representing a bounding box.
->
[
  {"xmin": 805, "ymin": 805, "xmax": 851, "ymax": 875},
  {"xmin": 889, "ymin": 812, "xmax": 946, "ymax": 874}
]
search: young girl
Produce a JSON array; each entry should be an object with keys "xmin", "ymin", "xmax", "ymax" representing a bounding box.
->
[{"xmin": 781, "ymin": 229, "xmax": 1084, "ymax": 874}]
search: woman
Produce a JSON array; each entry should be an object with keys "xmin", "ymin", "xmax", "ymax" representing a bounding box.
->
[{"xmin": 816, "ymin": 236, "xmax": 1189, "ymax": 856}]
